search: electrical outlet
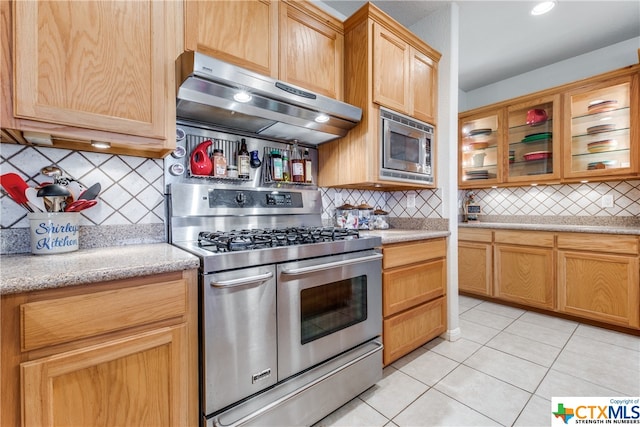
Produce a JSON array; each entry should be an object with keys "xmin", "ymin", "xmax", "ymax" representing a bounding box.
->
[
  {"xmin": 601, "ymin": 194, "xmax": 614, "ymax": 208},
  {"xmin": 407, "ymin": 194, "xmax": 416, "ymax": 208},
  {"xmin": 334, "ymin": 192, "xmax": 343, "ymax": 206}
]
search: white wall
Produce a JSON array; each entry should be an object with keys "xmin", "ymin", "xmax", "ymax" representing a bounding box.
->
[
  {"xmin": 409, "ymin": 4, "xmax": 461, "ymax": 341},
  {"xmin": 461, "ymin": 37, "xmax": 640, "ymax": 111}
]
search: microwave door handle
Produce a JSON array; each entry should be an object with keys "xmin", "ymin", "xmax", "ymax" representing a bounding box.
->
[
  {"xmin": 210, "ymin": 271, "xmax": 274, "ymax": 288},
  {"xmin": 281, "ymin": 253, "xmax": 383, "ymax": 276}
]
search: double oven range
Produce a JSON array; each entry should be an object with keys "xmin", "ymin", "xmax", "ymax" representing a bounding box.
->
[{"xmin": 166, "ymin": 121, "xmax": 383, "ymax": 426}]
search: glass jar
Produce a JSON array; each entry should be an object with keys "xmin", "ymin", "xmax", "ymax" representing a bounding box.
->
[
  {"xmin": 372, "ymin": 207, "xmax": 390, "ymax": 229},
  {"xmin": 226, "ymin": 165, "xmax": 238, "ymax": 178},
  {"xmin": 212, "ymin": 149, "xmax": 227, "ymax": 177},
  {"xmin": 357, "ymin": 202, "xmax": 373, "ymax": 230},
  {"xmin": 334, "ymin": 203, "xmax": 358, "ymax": 229}
]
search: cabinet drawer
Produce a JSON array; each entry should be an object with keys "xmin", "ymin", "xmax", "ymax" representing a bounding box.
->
[
  {"xmin": 21, "ymin": 279, "xmax": 187, "ymax": 351},
  {"xmin": 459, "ymin": 228, "xmax": 492, "ymax": 243},
  {"xmin": 557, "ymin": 233, "xmax": 639, "ymax": 255},
  {"xmin": 382, "ymin": 296, "xmax": 446, "ymax": 365},
  {"xmin": 383, "ymin": 238, "xmax": 446, "ymax": 269},
  {"xmin": 383, "ymin": 258, "xmax": 446, "ymax": 316},
  {"xmin": 494, "ymin": 230, "xmax": 554, "ymax": 247}
]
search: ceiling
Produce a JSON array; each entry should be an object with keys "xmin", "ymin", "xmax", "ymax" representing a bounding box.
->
[{"xmin": 321, "ymin": 1, "xmax": 640, "ymax": 92}]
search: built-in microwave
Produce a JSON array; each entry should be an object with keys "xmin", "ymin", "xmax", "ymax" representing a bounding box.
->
[{"xmin": 380, "ymin": 107, "xmax": 434, "ymax": 185}]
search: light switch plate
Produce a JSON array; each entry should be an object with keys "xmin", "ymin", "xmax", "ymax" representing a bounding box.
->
[
  {"xmin": 334, "ymin": 192, "xmax": 343, "ymax": 206},
  {"xmin": 601, "ymin": 194, "xmax": 614, "ymax": 208}
]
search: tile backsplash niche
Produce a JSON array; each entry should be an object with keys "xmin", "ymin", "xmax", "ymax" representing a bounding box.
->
[
  {"xmin": 1, "ymin": 143, "xmax": 166, "ymax": 254},
  {"xmin": 1, "ymin": 144, "xmax": 447, "ymax": 254},
  {"xmin": 462, "ymin": 180, "xmax": 640, "ymax": 226}
]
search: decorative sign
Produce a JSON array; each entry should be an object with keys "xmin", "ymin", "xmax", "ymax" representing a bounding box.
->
[{"xmin": 465, "ymin": 203, "xmax": 482, "ymax": 221}]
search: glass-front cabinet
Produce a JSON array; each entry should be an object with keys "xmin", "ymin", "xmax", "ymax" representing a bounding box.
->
[
  {"xmin": 506, "ymin": 95, "xmax": 561, "ymax": 183},
  {"xmin": 564, "ymin": 75, "xmax": 638, "ymax": 180},
  {"xmin": 459, "ymin": 111, "xmax": 503, "ymax": 188}
]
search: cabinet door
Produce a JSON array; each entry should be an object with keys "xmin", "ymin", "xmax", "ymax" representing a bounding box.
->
[
  {"xmin": 459, "ymin": 110, "xmax": 504, "ymax": 188},
  {"xmin": 22, "ymin": 326, "xmax": 189, "ymax": 427},
  {"xmin": 506, "ymin": 95, "xmax": 561, "ymax": 183},
  {"xmin": 373, "ymin": 23, "xmax": 410, "ymax": 114},
  {"xmin": 184, "ymin": 0, "xmax": 278, "ymax": 78},
  {"xmin": 280, "ymin": 2, "xmax": 343, "ymax": 99},
  {"xmin": 558, "ymin": 251, "xmax": 639, "ymax": 328},
  {"xmin": 563, "ymin": 74, "xmax": 638, "ymax": 180},
  {"xmin": 458, "ymin": 242, "xmax": 492, "ymax": 296},
  {"xmin": 494, "ymin": 244, "xmax": 555, "ymax": 309},
  {"xmin": 383, "ymin": 296, "xmax": 446, "ymax": 365},
  {"xmin": 14, "ymin": 1, "xmax": 167, "ymax": 139},
  {"xmin": 383, "ymin": 258, "xmax": 446, "ymax": 317},
  {"xmin": 411, "ymin": 49, "xmax": 437, "ymax": 124}
]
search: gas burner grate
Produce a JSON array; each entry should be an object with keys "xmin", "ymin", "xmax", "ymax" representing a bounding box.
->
[{"xmin": 197, "ymin": 227, "xmax": 359, "ymax": 252}]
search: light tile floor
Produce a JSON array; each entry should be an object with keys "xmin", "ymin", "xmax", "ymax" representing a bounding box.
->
[{"xmin": 314, "ymin": 295, "xmax": 640, "ymax": 427}]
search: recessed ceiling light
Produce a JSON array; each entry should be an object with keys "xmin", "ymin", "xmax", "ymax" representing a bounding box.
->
[{"xmin": 531, "ymin": 1, "xmax": 556, "ymax": 15}]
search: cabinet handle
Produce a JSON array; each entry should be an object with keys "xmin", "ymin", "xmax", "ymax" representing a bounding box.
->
[
  {"xmin": 281, "ymin": 253, "xmax": 383, "ymax": 275},
  {"xmin": 210, "ymin": 272, "xmax": 273, "ymax": 288}
]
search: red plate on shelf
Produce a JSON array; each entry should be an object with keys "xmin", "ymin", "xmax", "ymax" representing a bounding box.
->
[{"xmin": 523, "ymin": 151, "xmax": 552, "ymax": 161}]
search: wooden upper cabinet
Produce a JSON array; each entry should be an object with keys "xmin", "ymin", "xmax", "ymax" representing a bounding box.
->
[
  {"xmin": 411, "ymin": 49, "xmax": 437, "ymax": 124},
  {"xmin": 13, "ymin": 1, "xmax": 170, "ymax": 145},
  {"xmin": 184, "ymin": 0, "xmax": 279, "ymax": 78},
  {"xmin": 373, "ymin": 23, "xmax": 437, "ymax": 124},
  {"xmin": 279, "ymin": 1, "xmax": 344, "ymax": 99},
  {"xmin": 184, "ymin": 0, "xmax": 343, "ymax": 99},
  {"xmin": 373, "ymin": 23, "xmax": 410, "ymax": 114}
]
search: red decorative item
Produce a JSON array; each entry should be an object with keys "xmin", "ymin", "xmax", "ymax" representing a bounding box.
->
[
  {"xmin": 190, "ymin": 140, "xmax": 213, "ymax": 175},
  {"xmin": 526, "ymin": 109, "xmax": 548, "ymax": 126}
]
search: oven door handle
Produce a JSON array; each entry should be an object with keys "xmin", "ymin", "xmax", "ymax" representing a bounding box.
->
[
  {"xmin": 280, "ymin": 253, "xmax": 382, "ymax": 276},
  {"xmin": 210, "ymin": 271, "xmax": 274, "ymax": 288}
]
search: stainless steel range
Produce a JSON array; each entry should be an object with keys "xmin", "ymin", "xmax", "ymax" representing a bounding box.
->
[{"xmin": 166, "ymin": 121, "xmax": 382, "ymax": 427}]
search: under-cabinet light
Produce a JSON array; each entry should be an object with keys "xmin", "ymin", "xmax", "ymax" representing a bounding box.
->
[
  {"xmin": 91, "ymin": 141, "xmax": 111, "ymax": 149},
  {"xmin": 233, "ymin": 91, "xmax": 252, "ymax": 103},
  {"xmin": 531, "ymin": 1, "xmax": 556, "ymax": 15},
  {"xmin": 315, "ymin": 114, "xmax": 330, "ymax": 123}
]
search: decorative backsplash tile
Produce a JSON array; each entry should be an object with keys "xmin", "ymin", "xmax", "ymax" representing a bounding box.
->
[
  {"xmin": 320, "ymin": 187, "xmax": 444, "ymax": 224},
  {"xmin": 466, "ymin": 180, "xmax": 640, "ymax": 217},
  {"xmin": 0, "ymin": 143, "xmax": 164, "ymax": 229}
]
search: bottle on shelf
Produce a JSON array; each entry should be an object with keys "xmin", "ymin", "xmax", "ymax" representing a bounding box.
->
[
  {"xmin": 212, "ymin": 148, "xmax": 227, "ymax": 177},
  {"xmin": 303, "ymin": 149, "xmax": 313, "ymax": 183},
  {"xmin": 237, "ymin": 139, "xmax": 250, "ymax": 179},
  {"xmin": 290, "ymin": 140, "xmax": 305, "ymax": 183},
  {"xmin": 271, "ymin": 150, "xmax": 283, "ymax": 181},
  {"xmin": 282, "ymin": 149, "xmax": 290, "ymax": 182}
]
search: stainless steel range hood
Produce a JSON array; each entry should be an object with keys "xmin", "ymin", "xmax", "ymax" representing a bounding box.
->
[{"xmin": 176, "ymin": 52, "xmax": 362, "ymax": 145}]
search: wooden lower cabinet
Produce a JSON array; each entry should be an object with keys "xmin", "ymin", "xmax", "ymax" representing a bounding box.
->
[
  {"xmin": 459, "ymin": 227, "xmax": 640, "ymax": 331},
  {"xmin": 493, "ymin": 230, "xmax": 555, "ymax": 309},
  {"xmin": 458, "ymin": 228, "xmax": 493, "ymax": 296},
  {"xmin": 1, "ymin": 270, "xmax": 198, "ymax": 427},
  {"xmin": 557, "ymin": 233, "xmax": 640, "ymax": 328},
  {"xmin": 382, "ymin": 238, "xmax": 447, "ymax": 365}
]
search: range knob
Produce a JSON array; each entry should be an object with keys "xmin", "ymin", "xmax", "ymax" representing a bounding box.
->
[{"xmin": 235, "ymin": 192, "xmax": 246, "ymax": 205}]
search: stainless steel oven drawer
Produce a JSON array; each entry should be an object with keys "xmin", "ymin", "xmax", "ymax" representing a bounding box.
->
[
  {"xmin": 202, "ymin": 266, "xmax": 277, "ymax": 414},
  {"xmin": 208, "ymin": 339, "xmax": 383, "ymax": 427}
]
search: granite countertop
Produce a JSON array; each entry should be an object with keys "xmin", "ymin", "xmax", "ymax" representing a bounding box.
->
[
  {"xmin": 0, "ymin": 243, "xmax": 200, "ymax": 296},
  {"xmin": 362, "ymin": 229, "xmax": 450, "ymax": 244},
  {"xmin": 459, "ymin": 221, "xmax": 640, "ymax": 235}
]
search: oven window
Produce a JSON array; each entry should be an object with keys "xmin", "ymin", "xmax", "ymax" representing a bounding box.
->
[
  {"xmin": 389, "ymin": 131, "xmax": 420, "ymax": 163},
  {"xmin": 300, "ymin": 276, "xmax": 367, "ymax": 345}
]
